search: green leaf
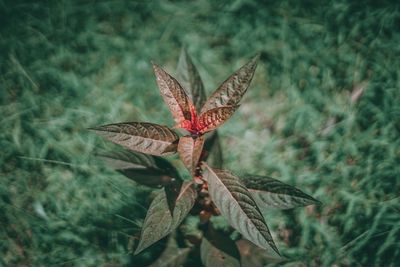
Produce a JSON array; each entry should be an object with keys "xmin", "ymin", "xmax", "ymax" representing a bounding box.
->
[
  {"xmin": 243, "ymin": 175, "xmax": 321, "ymax": 209},
  {"xmin": 203, "ymin": 165, "xmax": 280, "ymax": 255},
  {"xmin": 150, "ymin": 236, "xmax": 191, "ymax": 267},
  {"xmin": 176, "ymin": 47, "xmax": 207, "ymax": 113},
  {"xmin": 90, "ymin": 122, "xmax": 179, "ymax": 156},
  {"xmin": 236, "ymin": 239, "xmax": 287, "ymax": 266},
  {"xmin": 200, "ymin": 224, "xmax": 241, "ymax": 267},
  {"xmin": 204, "ymin": 131, "xmax": 223, "ymax": 168},
  {"xmin": 153, "ymin": 63, "xmax": 195, "ymax": 126},
  {"xmin": 178, "ymin": 135, "xmax": 205, "ymax": 175},
  {"xmin": 200, "ymin": 54, "xmax": 259, "ymax": 113},
  {"xmin": 134, "ymin": 182, "xmax": 197, "ymax": 255}
]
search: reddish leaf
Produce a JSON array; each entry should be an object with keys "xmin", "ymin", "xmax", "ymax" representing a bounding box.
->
[
  {"xmin": 134, "ymin": 182, "xmax": 197, "ymax": 255},
  {"xmin": 243, "ymin": 175, "xmax": 321, "ymax": 210},
  {"xmin": 200, "ymin": 224, "xmax": 241, "ymax": 267},
  {"xmin": 176, "ymin": 47, "xmax": 207, "ymax": 113},
  {"xmin": 197, "ymin": 106, "xmax": 238, "ymax": 134},
  {"xmin": 153, "ymin": 63, "xmax": 196, "ymax": 126},
  {"xmin": 204, "ymin": 131, "xmax": 223, "ymax": 168},
  {"xmin": 178, "ymin": 136, "xmax": 205, "ymax": 174},
  {"xmin": 203, "ymin": 164, "xmax": 280, "ymax": 255},
  {"xmin": 89, "ymin": 122, "xmax": 179, "ymax": 156},
  {"xmin": 200, "ymin": 54, "xmax": 259, "ymax": 113}
]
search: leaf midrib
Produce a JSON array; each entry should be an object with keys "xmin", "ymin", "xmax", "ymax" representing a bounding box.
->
[{"xmin": 208, "ymin": 167, "xmax": 267, "ymax": 247}]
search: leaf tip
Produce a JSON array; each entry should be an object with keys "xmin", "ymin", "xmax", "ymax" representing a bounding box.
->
[
  {"xmin": 133, "ymin": 245, "xmax": 143, "ymax": 256},
  {"xmin": 87, "ymin": 125, "xmax": 104, "ymax": 133},
  {"xmin": 271, "ymin": 243, "xmax": 281, "ymax": 256},
  {"xmin": 312, "ymin": 198, "xmax": 323, "ymax": 206},
  {"xmin": 304, "ymin": 193, "xmax": 322, "ymax": 206},
  {"xmin": 180, "ymin": 45, "xmax": 188, "ymax": 56},
  {"xmin": 87, "ymin": 124, "xmax": 117, "ymax": 136},
  {"xmin": 252, "ymin": 53, "xmax": 261, "ymax": 62},
  {"xmin": 151, "ymin": 61, "xmax": 161, "ymax": 72}
]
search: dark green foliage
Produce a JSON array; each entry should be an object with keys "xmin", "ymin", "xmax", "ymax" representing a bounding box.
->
[
  {"xmin": 200, "ymin": 224, "xmax": 241, "ymax": 267},
  {"xmin": 1, "ymin": 0, "xmax": 399, "ymax": 266}
]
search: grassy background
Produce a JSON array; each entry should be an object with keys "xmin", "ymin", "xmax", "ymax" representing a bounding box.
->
[{"xmin": 1, "ymin": 0, "xmax": 399, "ymax": 266}]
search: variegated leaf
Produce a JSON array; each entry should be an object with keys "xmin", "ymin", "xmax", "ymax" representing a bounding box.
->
[
  {"xmin": 203, "ymin": 165, "xmax": 279, "ymax": 255},
  {"xmin": 89, "ymin": 122, "xmax": 179, "ymax": 156},
  {"xmin": 197, "ymin": 106, "xmax": 238, "ymax": 134},
  {"xmin": 153, "ymin": 63, "xmax": 195, "ymax": 125},
  {"xmin": 237, "ymin": 239, "xmax": 286, "ymax": 266},
  {"xmin": 200, "ymin": 54, "xmax": 259, "ymax": 113},
  {"xmin": 243, "ymin": 175, "xmax": 320, "ymax": 209},
  {"xmin": 134, "ymin": 182, "xmax": 197, "ymax": 255},
  {"xmin": 178, "ymin": 136, "xmax": 205, "ymax": 174},
  {"xmin": 150, "ymin": 235, "xmax": 190, "ymax": 267},
  {"xmin": 204, "ymin": 131, "xmax": 223, "ymax": 168},
  {"xmin": 201, "ymin": 224, "xmax": 241, "ymax": 267},
  {"xmin": 176, "ymin": 48, "xmax": 207, "ymax": 113}
]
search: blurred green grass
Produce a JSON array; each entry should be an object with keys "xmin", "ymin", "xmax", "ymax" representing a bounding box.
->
[{"xmin": 1, "ymin": 0, "xmax": 399, "ymax": 266}]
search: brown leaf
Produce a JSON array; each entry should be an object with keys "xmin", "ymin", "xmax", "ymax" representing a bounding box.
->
[
  {"xmin": 236, "ymin": 239, "xmax": 286, "ymax": 266},
  {"xmin": 176, "ymin": 47, "xmax": 207, "ymax": 113},
  {"xmin": 178, "ymin": 136, "xmax": 205, "ymax": 174},
  {"xmin": 153, "ymin": 63, "xmax": 195, "ymax": 125},
  {"xmin": 200, "ymin": 223, "xmax": 241, "ymax": 267},
  {"xmin": 164, "ymin": 178, "xmax": 183, "ymax": 216},
  {"xmin": 203, "ymin": 131, "xmax": 223, "ymax": 168},
  {"xmin": 243, "ymin": 175, "xmax": 321, "ymax": 210},
  {"xmin": 118, "ymin": 169, "xmax": 173, "ymax": 188},
  {"xmin": 150, "ymin": 236, "xmax": 190, "ymax": 267},
  {"xmin": 98, "ymin": 149, "xmax": 184, "ymax": 214},
  {"xmin": 197, "ymin": 106, "xmax": 238, "ymax": 134},
  {"xmin": 134, "ymin": 182, "xmax": 197, "ymax": 255},
  {"xmin": 89, "ymin": 122, "xmax": 179, "ymax": 156},
  {"xmin": 97, "ymin": 150, "xmax": 177, "ymax": 188},
  {"xmin": 200, "ymin": 54, "xmax": 259, "ymax": 113},
  {"xmin": 96, "ymin": 149, "xmax": 157, "ymax": 170},
  {"xmin": 203, "ymin": 164, "xmax": 280, "ymax": 255}
]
